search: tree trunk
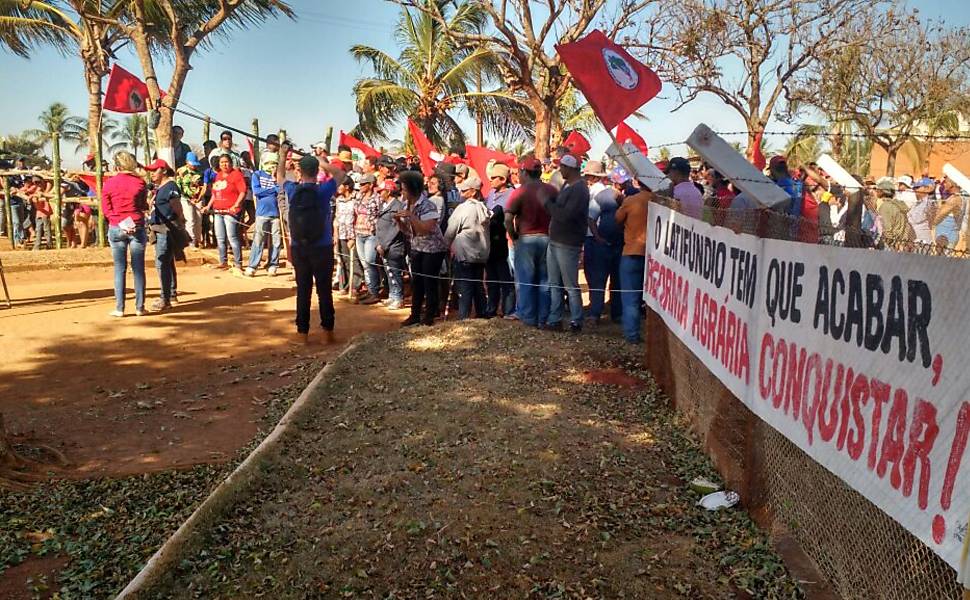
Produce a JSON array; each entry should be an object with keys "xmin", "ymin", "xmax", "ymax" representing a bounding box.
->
[
  {"xmin": 745, "ymin": 121, "xmax": 764, "ymax": 161},
  {"xmin": 885, "ymin": 146, "xmax": 898, "ymax": 177},
  {"xmin": 534, "ymin": 102, "xmax": 553, "ymax": 159},
  {"xmin": 84, "ymin": 65, "xmax": 104, "ymax": 158}
]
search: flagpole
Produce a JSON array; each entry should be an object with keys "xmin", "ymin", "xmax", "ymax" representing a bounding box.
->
[
  {"xmin": 96, "ymin": 110, "xmax": 106, "ymax": 248},
  {"xmin": 600, "ymin": 119, "xmax": 641, "ymax": 183}
]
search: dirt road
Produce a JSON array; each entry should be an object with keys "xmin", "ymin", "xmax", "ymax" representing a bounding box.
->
[{"xmin": 0, "ymin": 257, "xmax": 401, "ymax": 479}]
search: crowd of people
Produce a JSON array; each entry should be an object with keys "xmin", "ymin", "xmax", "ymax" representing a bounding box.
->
[{"xmin": 2, "ymin": 125, "xmax": 968, "ymax": 343}]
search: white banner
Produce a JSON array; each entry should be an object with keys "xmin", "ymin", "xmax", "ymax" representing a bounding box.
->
[{"xmin": 644, "ymin": 202, "xmax": 970, "ymax": 571}]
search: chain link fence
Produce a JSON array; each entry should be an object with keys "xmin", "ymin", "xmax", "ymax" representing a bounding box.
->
[{"xmin": 645, "ymin": 191, "xmax": 965, "ymax": 600}]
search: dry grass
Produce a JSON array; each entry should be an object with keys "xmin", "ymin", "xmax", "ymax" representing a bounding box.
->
[{"xmin": 145, "ymin": 320, "xmax": 801, "ymax": 599}]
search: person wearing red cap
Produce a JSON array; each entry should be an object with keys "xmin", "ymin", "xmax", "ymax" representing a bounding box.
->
[
  {"xmin": 505, "ymin": 157, "xmax": 555, "ymax": 328},
  {"xmin": 145, "ymin": 159, "xmax": 184, "ymax": 311}
]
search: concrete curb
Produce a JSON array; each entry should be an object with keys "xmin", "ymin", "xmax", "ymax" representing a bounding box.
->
[{"xmin": 114, "ymin": 342, "xmax": 358, "ymax": 599}]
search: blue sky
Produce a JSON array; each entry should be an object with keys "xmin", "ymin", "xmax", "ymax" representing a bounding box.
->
[{"xmin": 0, "ymin": 0, "xmax": 965, "ymax": 168}]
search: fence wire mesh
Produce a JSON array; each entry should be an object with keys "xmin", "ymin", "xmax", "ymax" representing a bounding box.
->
[{"xmin": 647, "ymin": 191, "xmax": 965, "ymax": 600}]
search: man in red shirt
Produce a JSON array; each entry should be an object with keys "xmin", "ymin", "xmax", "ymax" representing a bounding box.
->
[{"xmin": 504, "ymin": 157, "xmax": 556, "ymax": 327}]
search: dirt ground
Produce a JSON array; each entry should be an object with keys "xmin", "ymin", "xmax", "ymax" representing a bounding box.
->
[
  {"xmin": 145, "ymin": 321, "xmax": 801, "ymax": 599},
  {"xmin": 0, "ymin": 248, "xmax": 402, "ymax": 479}
]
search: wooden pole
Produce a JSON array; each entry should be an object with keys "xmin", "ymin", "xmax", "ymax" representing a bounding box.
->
[
  {"xmin": 203, "ymin": 117, "xmax": 211, "ymax": 143},
  {"xmin": 143, "ymin": 118, "xmax": 152, "ymax": 165},
  {"xmin": 96, "ymin": 118, "xmax": 106, "ymax": 247},
  {"xmin": 251, "ymin": 118, "xmax": 260, "ymax": 165},
  {"xmin": 51, "ymin": 133, "xmax": 63, "ymax": 249},
  {"xmin": 2, "ymin": 176, "xmax": 14, "ymax": 249},
  {"xmin": 324, "ymin": 126, "xmax": 333, "ymax": 153}
]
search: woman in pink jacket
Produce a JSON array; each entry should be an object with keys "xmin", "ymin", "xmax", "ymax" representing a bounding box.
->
[{"xmin": 101, "ymin": 152, "xmax": 149, "ymax": 317}]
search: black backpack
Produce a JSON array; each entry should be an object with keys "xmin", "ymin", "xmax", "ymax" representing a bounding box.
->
[{"xmin": 288, "ymin": 183, "xmax": 326, "ymax": 246}]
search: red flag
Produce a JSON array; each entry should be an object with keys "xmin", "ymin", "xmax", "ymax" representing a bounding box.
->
[
  {"xmin": 407, "ymin": 120, "xmax": 438, "ymax": 176},
  {"xmin": 77, "ymin": 173, "xmax": 115, "ymax": 191},
  {"xmin": 615, "ymin": 121, "xmax": 648, "ymax": 156},
  {"xmin": 246, "ymin": 138, "xmax": 256, "ymax": 162},
  {"xmin": 556, "ymin": 30, "xmax": 662, "ymax": 131},
  {"xmin": 339, "ymin": 131, "xmax": 380, "ymax": 158},
  {"xmin": 751, "ymin": 131, "xmax": 766, "ymax": 170},
  {"xmin": 563, "ymin": 131, "xmax": 591, "ymax": 156},
  {"xmin": 103, "ymin": 64, "xmax": 158, "ymax": 113},
  {"xmin": 465, "ymin": 144, "xmax": 516, "ymax": 196}
]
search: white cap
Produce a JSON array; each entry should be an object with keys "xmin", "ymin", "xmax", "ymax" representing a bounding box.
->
[
  {"xmin": 559, "ymin": 154, "xmax": 580, "ymax": 169},
  {"xmin": 896, "ymin": 175, "xmax": 913, "ymax": 188}
]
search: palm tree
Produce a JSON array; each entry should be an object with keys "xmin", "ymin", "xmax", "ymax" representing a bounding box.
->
[
  {"xmin": 0, "ymin": 1, "xmax": 127, "ymax": 156},
  {"xmin": 656, "ymin": 147, "xmax": 671, "ymax": 162},
  {"xmin": 75, "ymin": 117, "xmax": 126, "ymax": 155},
  {"xmin": 784, "ymin": 124, "xmax": 826, "ymax": 167},
  {"xmin": 905, "ymin": 110, "xmax": 963, "ymax": 174},
  {"xmin": 0, "ymin": 132, "xmax": 46, "ymax": 165},
  {"xmin": 28, "ymin": 102, "xmax": 86, "ymax": 148},
  {"xmin": 350, "ymin": 0, "xmax": 530, "ymax": 148},
  {"xmin": 111, "ymin": 114, "xmax": 154, "ymax": 161}
]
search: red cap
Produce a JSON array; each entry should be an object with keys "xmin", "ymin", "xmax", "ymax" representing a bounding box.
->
[
  {"xmin": 84, "ymin": 153, "xmax": 95, "ymax": 162},
  {"xmin": 381, "ymin": 179, "xmax": 398, "ymax": 193},
  {"xmin": 769, "ymin": 155, "xmax": 788, "ymax": 170},
  {"xmin": 143, "ymin": 159, "xmax": 172, "ymax": 172},
  {"xmin": 520, "ymin": 157, "xmax": 542, "ymax": 171},
  {"xmin": 329, "ymin": 158, "xmax": 345, "ymax": 169}
]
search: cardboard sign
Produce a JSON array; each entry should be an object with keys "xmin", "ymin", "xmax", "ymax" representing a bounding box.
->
[
  {"xmin": 686, "ymin": 124, "xmax": 789, "ymax": 209},
  {"xmin": 817, "ymin": 154, "xmax": 863, "ymax": 192},
  {"xmin": 606, "ymin": 141, "xmax": 670, "ymax": 191}
]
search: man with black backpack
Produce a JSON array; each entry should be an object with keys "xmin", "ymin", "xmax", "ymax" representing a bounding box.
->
[{"xmin": 276, "ymin": 142, "xmax": 345, "ymax": 345}]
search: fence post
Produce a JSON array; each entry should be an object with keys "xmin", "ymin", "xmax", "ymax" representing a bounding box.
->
[
  {"xmin": 143, "ymin": 118, "xmax": 152, "ymax": 165},
  {"xmin": 2, "ymin": 176, "xmax": 13, "ymax": 250},
  {"xmin": 203, "ymin": 117, "xmax": 211, "ymax": 143},
  {"xmin": 51, "ymin": 132, "xmax": 63, "ymax": 249},
  {"xmin": 324, "ymin": 126, "xmax": 333, "ymax": 153},
  {"xmin": 252, "ymin": 119, "xmax": 260, "ymax": 166}
]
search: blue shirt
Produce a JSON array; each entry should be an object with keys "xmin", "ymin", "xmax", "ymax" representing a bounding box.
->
[
  {"xmin": 251, "ymin": 170, "xmax": 280, "ymax": 218},
  {"xmin": 775, "ymin": 176, "xmax": 803, "ymax": 218},
  {"xmin": 283, "ymin": 178, "xmax": 336, "ymax": 247}
]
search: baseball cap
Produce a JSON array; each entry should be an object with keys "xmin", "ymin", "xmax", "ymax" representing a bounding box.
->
[
  {"xmin": 259, "ymin": 151, "xmax": 279, "ymax": 170},
  {"xmin": 457, "ymin": 177, "xmax": 482, "ymax": 191},
  {"xmin": 559, "ymin": 154, "xmax": 580, "ymax": 170},
  {"xmin": 768, "ymin": 155, "xmax": 788, "ymax": 170},
  {"xmin": 455, "ymin": 163, "xmax": 470, "ymax": 176},
  {"xmin": 381, "ymin": 179, "xmax": 398, "ymax": 193},
  {"xmin": 435, "ymin": 162, "xmax": 457, "ymax": 178},
  {"xmin": 329, "ymin": 158, "xmax": 345, "ymax": 170},
  {"xmin": 298, "ymin": 154, "xmax": 320, "ymax": 173},
  {"xmin": 876, "ymin": 176, "xmax": 895, "ymax": 192},
  {"xmin": 143, "ymin": 159, "xmax": 174, "ymax": 174},
  {"xmin": 359, "ymin": 173, "xmax": 377, "ymax": 185},
  {"xmin": 896, "ymin": 175, "xmax": 913, "ymax": 188},
  {"xmin": 609, "ymin": 166, "xmax": 631, "ymax": 184},
  {"xmin": 487, "ymin": 162, "xmax": 510, "ymax": 180},
  {"xmin": 914, "ymin": 177, "xmax": 935, "ymax": 189},
  {"xmin": 664, "ymin": 156, "xmax": 691, "ymax": 175},
  {"xmin": 312, "ymin": 142, "xmax": 328, "ymax": 150},
  {"xmin": 519, "ymin": 157, "xmax": 542, "ymax": 172},
  {"xmin": 185, "ymin": 152, "xmax": 202, "ymax": 167},
  {"xmin": 84, "ymin": 153, "xmax": 94, "ymax": 162}
]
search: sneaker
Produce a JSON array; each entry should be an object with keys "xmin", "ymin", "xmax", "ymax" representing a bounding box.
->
[
  {"xmin": 244, "ymin": 267, "xmax": 256, "ymax": 277},
  {"xmin": 135, "ymin": 309, "xmax": 146, "ymax": 317},
  {"xmin": 569, "ymin": 320, "xmax": 583, "ymax": 333},
  {"xmin": 267, "ymin": 267, "xmax": 278, "ymax": 277},
  {"xmin": 171, "ymin": 292, "xmax": 179, "ymax": 304},
  {"xmin": 151, "ymin": 299, "xmax": 172, "ymax": 312},
  {"xmin": 109, "ymin": 310, "xmax": 124, "ymax": 318},
  {"xmin": 401, "ymin": 315, "xmax": 422, "ymax": 327},
  {"xmin": 386, "ymin": 300, "xmax": 404, "ymax": 310}
]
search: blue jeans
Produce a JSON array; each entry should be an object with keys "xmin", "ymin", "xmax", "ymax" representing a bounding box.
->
[
  {"xmin": 513, "ymin": 234, "xmax": 550, "ymax": 326},
  {"xmin": 34, "ymin": 215, "xmax": 51, "ymax": 250},
  {"xmin": 109, "ymin": 226, "xmax": 147, "ymax": 312},
  {"xmin": 486, "ymin": 256, "xmax": 515, "ymax": 317},
  {"xmin": 9, "ymin": 203, "xmax": 24, "ymax": 245},
  {"xmin": 584, "ymin": 238, "xmax": 622, "ymax": 321},
  {"xmin": 620, "ymin": 255, "xmax": 646, "ymax": 343},
  {"xmin": 547, "ymin": 241, "xmax": 582, "ymax": 325},
  {"xmin": 213, "ymin": 213, "xmax": 242, "ymax": 266},
  {"xmin": 383, "ymin": 243, "xmax": 406, "ymax": 303},
  {"xmin": 355, "ymin": 234, "xmax": 380, "ymax": 295},
  {"xmin": 248, "ymin": 216, "xmax": 282, "ymax": 269},
  {"xmin": 155, "ymin": 230, "xmax": 178, "ymax": 303},
  {"xmin": 454, "ymin": 260, "xmax": 486, "ymax": 319}
]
